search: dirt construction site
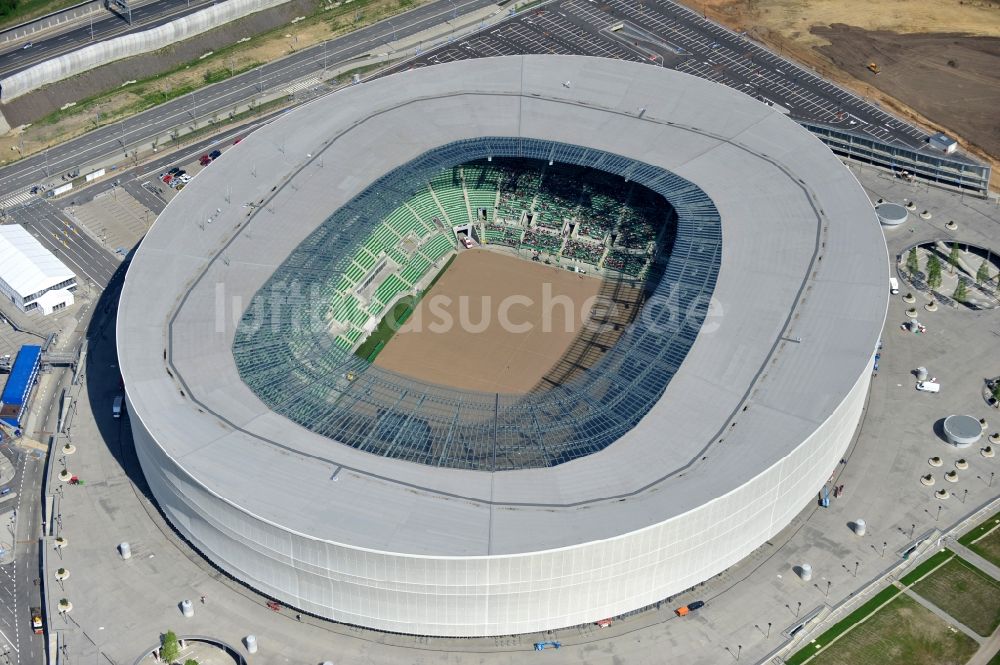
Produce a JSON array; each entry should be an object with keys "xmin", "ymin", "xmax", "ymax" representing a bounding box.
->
[
  {"xmin": 685, "ymin": 0, "xmax": 1000, "ymax": 182},
  {"xmin": 375, "ymin": 248, "xmax": 630, "ymax": 394}
]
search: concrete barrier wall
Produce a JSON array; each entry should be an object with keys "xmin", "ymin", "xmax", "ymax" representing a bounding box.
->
[
  {"xmin": 0, "ymin": 0, "xmax": 103, "ymax": 46},
  {"xmin": 0, "ymin": 0, "xmax": 292, "ymax": 100}
]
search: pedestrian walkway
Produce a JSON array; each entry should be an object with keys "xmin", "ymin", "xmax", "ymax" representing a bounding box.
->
[
  {"xmin": 950, "ymin": 542, "xmax": 1000, "ymax": 582},
  {"xmin": 901, "ymin": 587, "xmax": 983, "ymax": 644}
]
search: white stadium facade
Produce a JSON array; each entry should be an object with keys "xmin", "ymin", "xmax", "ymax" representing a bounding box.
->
[{"xmin": 118, "ymin": 56, "xmax": 888, "ymax": 636}]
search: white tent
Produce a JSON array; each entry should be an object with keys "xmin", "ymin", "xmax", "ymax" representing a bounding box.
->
[{"xmin": 0, "ymin": 224, "xmax": 76, "ymax": 315}]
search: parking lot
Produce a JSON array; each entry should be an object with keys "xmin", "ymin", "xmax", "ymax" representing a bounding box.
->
[{"xmin": 392, "ymin": 0, "xmax": 934, "ymax": 151}]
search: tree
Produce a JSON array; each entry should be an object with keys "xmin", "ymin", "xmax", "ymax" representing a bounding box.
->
[
  {"xmin": 952, "ymin": 278, "xmax": 968, "ymax": 303},
  {"xmin": 976, "ymin": 259, "xmax": 991, "ymax": 285},
  {"xmin": 948, "ymin": 243, "xmax": 961, "ymax": 274},
  {"xmin": 906, "ymin": 247, "xmax": 920, "ymax": 277},
  {"xmin": 926, "ymin": 254, "xmax": 942, "ymax": 289},
  {"xmin": 161, "ymin": 631, "xmax": 180, "ymax": 664},
  {"xmin": 184, "ymin": 660, "xmax": 199, "ymax": 665}
]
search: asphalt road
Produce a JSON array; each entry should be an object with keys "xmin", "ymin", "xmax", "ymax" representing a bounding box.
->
[
  {"xmin": 0, "ymin": 0, "xmax": 498, "ymax": 200},
  {"xmin": 6, "ymin": 200, "xmax": 119, "ymax": 288},
  {"xmin": 0, "ymin": 0, "xmax": 220, "ymax": 77},
  {"xmin": 0, "ymin": 443, "xmax": 46, "ymax": 665}
]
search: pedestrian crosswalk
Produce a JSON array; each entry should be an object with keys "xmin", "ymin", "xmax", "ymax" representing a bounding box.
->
[
  {"xmin": 0, "ymin": 188, "xmax": 36, "ymax": 209},
  {"xmin": 282, "ymin": 77, "xmax": 323, "ymax": 96}
]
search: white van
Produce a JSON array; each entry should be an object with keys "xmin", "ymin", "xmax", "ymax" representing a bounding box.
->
[
  {"xmin": 916, "ymin": 381, "xmax": 940, "ymax": 393},
  {"xmin": 889, "ymin": 277, "xmax": 899, "ymax": 294},
  {"xmin": 112, "ymin": 396, "xmax": 123, "ymax": 418}
]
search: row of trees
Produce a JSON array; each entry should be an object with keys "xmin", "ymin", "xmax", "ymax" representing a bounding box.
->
[{"xmin": 905, "ymin": 245, "xmax": 997, "ymax": 302}]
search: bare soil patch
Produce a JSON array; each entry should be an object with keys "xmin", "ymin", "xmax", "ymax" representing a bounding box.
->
[
  {"xmin": 375, "ymin": 249, "xmax": 604, "ymax": 394},
  {"xmin": 681, "ymin": 0, "xmax": 1000, "ymax": 181},
  {"xmin": 813, "ymin": 25, "xmax": 1000, "ymax": 164}
]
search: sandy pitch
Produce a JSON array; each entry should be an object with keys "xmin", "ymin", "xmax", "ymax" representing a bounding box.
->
[{"xmin": 374, "ymin": 249, "xmax": 602, "ymax": 394}]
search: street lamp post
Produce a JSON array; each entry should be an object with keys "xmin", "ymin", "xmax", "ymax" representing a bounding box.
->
[
  {"xmin": 936, "ymin": 505, "xmax": 942, "ymax": 521},
  {"xmin": 826, "ymin": 580, "xmax": 831, "ymax": 597},
  {"xmin": 881, "ymin": 541, "xmax": 887, "ymax": 558},
  {"xmin": 767, "ymin": 622, "xmax": 771, "ymax": 639},
  {"xmin": 854, "ymin": 561, "xmax": 859, "ymax": 577}
]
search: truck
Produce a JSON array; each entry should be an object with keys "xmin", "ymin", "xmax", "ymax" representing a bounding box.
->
[
  {"xmin": 889, "ymin": 277, "xmax": 899, "ymax": 294},
  {"xmin": 30, "ymin": 606, "xmax": 42, "ymax": 634}
]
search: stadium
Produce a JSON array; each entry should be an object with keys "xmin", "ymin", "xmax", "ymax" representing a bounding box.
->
[{"xmin": 117, "ymin": 55, "xmax": 888, "ymax": 636}]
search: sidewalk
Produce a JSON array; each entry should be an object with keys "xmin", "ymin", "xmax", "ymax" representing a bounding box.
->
[
  {"xmin": 950, "ymin": 541, "xmax": 1000, "ymax": 583},
  {"xmin": 901, "ymin": 588, "xmax": 983, "ymax": 644}
]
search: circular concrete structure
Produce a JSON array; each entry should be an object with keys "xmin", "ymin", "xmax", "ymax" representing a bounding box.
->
[
  {"xmin": 943, "ymin": 414, "xmax": 983, "ymax": 448},
  {"xmin": 876, "ymin": 202, "xmax": 909, "ymax": 227},
  {"xmin": 118, "ymin": 56, "xmax": 888, "ymax": 636}
]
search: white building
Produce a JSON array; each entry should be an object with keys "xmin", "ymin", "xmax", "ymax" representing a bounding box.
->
[
  {"xmin": 118, "ymin": 57, "xmax": 887, "ymax": 637},
  {"xmin": 0, "ymin": 225, "xmax": 76, "ymax": 315}
]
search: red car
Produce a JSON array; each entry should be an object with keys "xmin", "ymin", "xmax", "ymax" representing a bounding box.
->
[
  {"xmin": 161, "ymin": 174, "xmax": 173, "ymax": 184},
  {"xmin": 199, "ymin": 154, "xmax": 212, "ymax": 166}
]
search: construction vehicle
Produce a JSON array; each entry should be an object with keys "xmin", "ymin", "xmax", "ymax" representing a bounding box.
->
[
  {"xmin": 30, "ymin": 606, "xmax": 43, "ymax": 634},
  {"xmin": 867, "ymin": 62, "xmax": 880, "ymax": 75},
  {"xmin": 534, "ymin": 641, "xmax": 561, "ymax": 651}
]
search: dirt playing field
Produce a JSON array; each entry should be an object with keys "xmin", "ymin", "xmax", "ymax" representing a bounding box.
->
[
  {"xmin": 683, "ymin": 0, "xmax": 1000, "ymax": 181},
  {"xmin": 374, "ymin": 249, "xmax": 605, "ymax": 394}
]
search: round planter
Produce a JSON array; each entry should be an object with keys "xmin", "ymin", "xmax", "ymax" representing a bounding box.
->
[
  {"xmin": 903, "ymin": 293, "xmax": 916, "ymax": 304},
  {"xmin": 928, "ymin": 456, "xmax": 943, "ymax": 467},
  {"xmin": 935, "ymin": 489, "xmax": 949, "ymax": 499},
  {"xmin": 989, "ymin": 433, "xmax": 999, "ymax": 444},
  {"xmin": 955, "ymin": 459, "xmax": 969, "ymax": 470},
  {"xmin": 920, "ymin": 474, "xmax": 935, "ymax": 486},
  {"xmin": 983, "ymin": 446, "xmax": 995, "ymax": 458},
  {"xmin": 62, "ymin": 444, "xmax": 76, "ymax": 455},
  {"xmin": 980, "ymin": 418, "xmax": 988, "ymax": 431},
  {"xmin": 926, "ymin": 301, "xmax": 938, "ymax": 312},
  {"xmin": 55, "ymin": 568, "xmax": 70, "ymax": 581},
  {"xmin": 58, "ymin": 600, "xmax": 72, "ymax": 614},
  {"xmin": 58, "ymin": 470, "xmax": 72, "ymax": 482},
  {"xmin": 944, "ymin": 470, "xmax": 959, "ymax": 483},
  {"xmin": 905, "ymin": 201, "xmax": 917, "ymax": 211},
  {"xmin": 919, "ymin": 210, "xmax": 932, "ymax": 219},
  {"xmin": 54, "ymin": 537, "xmax": 68, "ymax": 549},
  {"xmin": 906, "ymin": 307, "xmax": 918, "ymax": 318},
  {"xmin": 945, "ymin": 220, "xmax": 958, "ymax": 230}
]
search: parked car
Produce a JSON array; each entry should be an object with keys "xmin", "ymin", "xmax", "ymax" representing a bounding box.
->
[
  {"xmin": 178, "ymin": 174, "xmax": 192, "ymax": 183},
  {"xmin": 22, "ymin": 42, "xmax": 32, "ymax": 50},
  {"xmin": 168, "ymin": 167, "xmax": 182, "ymax": 175},
  {"xmin": 161, "ymin": 174, "xmax": 173, "ymax": 185},
  {"xmin": 233, "ymin": 137, "xmax": 243, "ymax": 145},
  {"xmin": 209, "ymin": 149, "xmax": 222, "ymax": 160},
  {"xmin": 199, "ymin": 154, "xmax": 212, "ymax": 166}
]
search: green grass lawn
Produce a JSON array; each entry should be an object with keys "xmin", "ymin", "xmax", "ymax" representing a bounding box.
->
[
  {"xmin": 911, "ymin": 556, "xmax": 1000, "ymax": 636},
  {"xmin": 964, "ymin": 518, "xmax": 1000, "ymax": 570},
  {"xmin": 801, "ymin": 594, "xmax": 978, "ymax": 665},
  {"xmin": 899, "ymin": 549, "xmax": 954, "ymax": 586},
  {"xmin": 355, "ymin": 295, "xmax": 417, "ymax": 361},
  {"xmin": 959, "ymin": 512, "xmax": 1000, "ymax": 547},
  {"xmin": 785, "ymin": 587, "xmax": 901, "ymax": 665}
]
